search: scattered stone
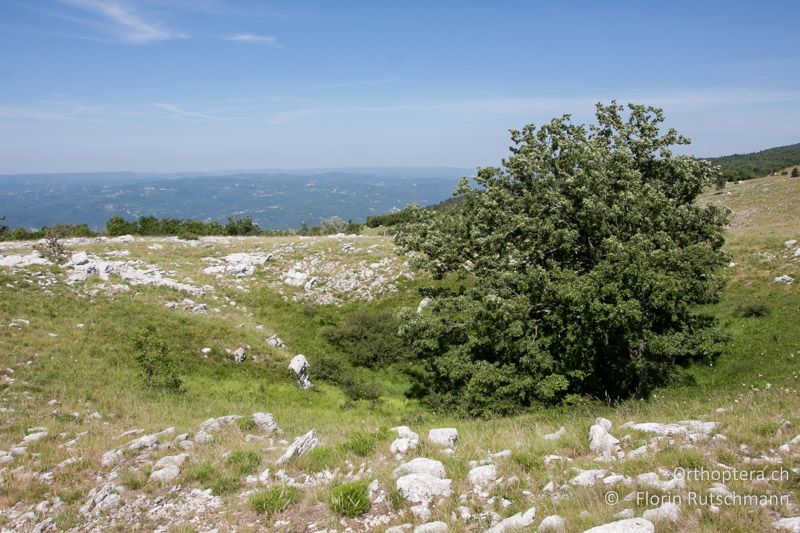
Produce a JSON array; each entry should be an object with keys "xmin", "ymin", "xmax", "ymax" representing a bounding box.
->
[
  {"xmin": 538, "ymin": 515, "xmax": 566, "ymax": 532},
  {"xmin": 570, "ymin": 468, "xmax": 607, "ymax": 487},
  {"xmin": 80, "ymin": 483, "xmax": 123, "ymax": 516},
  {"xmin": 543, "ymin": 426, "xmax": 566, "ymax": 441},
  {"xmin": 468, "ymin": 464, "xmax": 498, "ymax": 487},
  {"xmin": 428, "ymin": 428, "xmax": 458, "ymax": 447},
  {"xmin": 485, "ymin": 507, "xmax": 537, "ymax": 533},
  {"xmin": 289, "ymin": 354, "xmax": 313, "ymax": 389},
  {"xmin": 413, "ymin": 521, "xmax": 448, "ymax": 533},
  {"xmin": 416, "ymin": 297, "xmax": 431, "ymax": 313},
  {"xmin": 395, "ymin": 473, "xmax": 453, "ymax": 504},
  {"xmin": 393, "ymin": 458, "xmax": 446, "ymax": 479},
  {"xmin": 266, "ymin": 335, "xmax": 287, "ymax": 348},
  {"xmin": 642, "ymin": 502, "xmax": 680, "ymax": 523},
  {"xmin": 612, "ymin": 509, "xmax": 635, "ymax": 520},
  {"xmin": 150, "ymin": 464, "xmax": 181, "ymax": 483},
  {"xmin": 636, "ymin": 472, "xmax": 685, "ymax": 492},
  {"xmin": 253, "ymin": 412, "xmax": 280, "ymax": 433},
  {"xmin": 194, "ymin": 430, "xmax": 213, "ymax": 444},
  {"xmin": 277, "ymin": 429, "xmax": 319, "ymax": 464},
  {"xmin": 589, "ymin": 418, "xmax": 621, "ymax": 461},
  {"xmin": 23, "ymin": 430, "xmax": 48, "ymax": 443},
  {"xmin": 390, "ymin": 426, "xmax": 420, "ymax": 456},
  {"xmin": 583, "ymin": 518, "xmax": 654, "ymax": 533},
  {"xmin": 784, "ymin": 240, "xmax": 798, "ymax": 248},
  {"xmin": 773, "ymin": 517, "xmax": 800, "ymax": 532},
  {"xmin": 774, "ymin": 275, "xmax": 794, "ymax": 284},
  {"xmin": 232, "ymin": 347, "xmax": 246, "ymax": 363}
]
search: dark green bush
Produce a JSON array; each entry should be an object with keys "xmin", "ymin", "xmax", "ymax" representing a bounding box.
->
[
  {"xmin": 323, "ymin": 310, "xmax": 407, "ymax": 368},
  {"xmin": 131, "ymin": 326, "xmax": 182, "ymax": 392},
  {"xmin": 736, "ymin": 301, "xmax": 772, "ymax": 318},
  {"xmin": 396, "ymin": 102, "xmax": 729, "ymax": 416}
]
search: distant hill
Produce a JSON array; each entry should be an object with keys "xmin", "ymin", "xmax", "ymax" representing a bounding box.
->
[
  {"xmin": 0, "ymin": 168, "xmax": 471, "ymax": 230},
  {"xmin": 706, "ymin": 142, "xmax": 800, "ymax": 182}
]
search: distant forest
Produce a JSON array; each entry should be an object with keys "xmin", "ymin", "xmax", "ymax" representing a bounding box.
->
[{"xmin": 709, "ymin": 142, "xmax": 800, "ymax": 182}]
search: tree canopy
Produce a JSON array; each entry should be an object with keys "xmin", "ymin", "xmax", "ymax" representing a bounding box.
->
[{"xmin": 395, "ymin": 102, "xmax": 730, "ymax": 416}]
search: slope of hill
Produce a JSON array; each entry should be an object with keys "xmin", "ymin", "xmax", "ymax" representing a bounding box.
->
[
  {"xmin": 707, "ymin": 143, "xmax": 800, "ymax": 182},
  {"xmin": 0, "ymin": 173, "xmax": 798, "ymax": 531}
]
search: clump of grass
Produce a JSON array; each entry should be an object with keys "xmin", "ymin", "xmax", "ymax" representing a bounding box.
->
[
  {"xmin": 387, "ymin": 488, "xmax": 404, "ymax": 510},
  {"xmin": 225, "ymin": 449, "xmax": 261, "ymax": 476},
  {"xmin": 341, "ymin": 431, "xmax": 377, "ymax": 457},
  {"xmin": 295, "ymin": 446, "xmax": 338, "ymax": 472},
  {"xmin": 328, "ymin": 481, "xmax": 371, "ymax": 517},
  {"xmin": 511, "ymin": 451, "xmax": 544, "ymax": 473},
  {"xmin": 184, "ymin": 462, "xmax": 219, "ymax": 486},
  {"xmin": 248, "ymin": 486, "xmax": 301, "ymax": 516},
  {"xmin": 54, "ymin": 510, "xmax": 81, "ymax": 530},
  {"xmin": 120, "ymin": 468, "xmax": 147, "ymax": 490},
  {"xmin": 236, "ymin": 416, "xmax": 257, "ymax": 432},
  {"xmin": 210, "ymin": 475, "xmax": 242, "ymax": 495}
]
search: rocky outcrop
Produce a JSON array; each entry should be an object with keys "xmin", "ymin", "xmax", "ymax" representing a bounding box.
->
[{"xmin": 289, "ymin": 354, "xmax": 313, "ymax": 389}]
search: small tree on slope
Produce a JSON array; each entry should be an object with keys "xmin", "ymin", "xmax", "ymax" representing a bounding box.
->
[{"xmin": 395, "ymin": 102, "xmax": 730, "ymax": 417}]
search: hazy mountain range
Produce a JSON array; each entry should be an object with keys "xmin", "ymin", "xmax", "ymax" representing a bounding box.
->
[{"xmin": 0, "ymin": 168, "xmax": 472, "ymax": 230}]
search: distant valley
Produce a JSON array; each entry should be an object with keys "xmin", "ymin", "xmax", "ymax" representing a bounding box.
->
[{"xmin": 0, "ymin": 168, "xmax": 471, "ymax": 230}]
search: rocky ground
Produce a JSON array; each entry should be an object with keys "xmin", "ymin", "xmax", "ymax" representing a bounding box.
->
[{"xmin": 0, "ymin": 175, "xmax": 799, "ymax": 531}]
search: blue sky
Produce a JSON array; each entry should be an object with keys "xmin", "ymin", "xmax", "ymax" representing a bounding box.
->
[{"xmin": 0, "ymin": 0, "xmax": 798, "ymax": 173}]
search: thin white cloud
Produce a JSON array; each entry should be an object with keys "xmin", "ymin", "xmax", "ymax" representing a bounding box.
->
[
  {"xmin": 225, "ymin": 33, "xmax": 282, "ymax": 47},
  {"xmin": 150, "ymin": 102, "xmax": 224, "ymax": 120},
  {"xmin": 314, "ymin": 79, "xmax": 399, "ymax": 90},
  {"xmin": 268, "ymin": 89, "xmax": 800, "ymax": 124},
  {"xmin": 57, "ymin": 0, "xmax": 187, "ymax": 44}
]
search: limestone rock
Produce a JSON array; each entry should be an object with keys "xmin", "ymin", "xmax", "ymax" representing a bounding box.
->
[
  {"xmin": 428, "ymin": 428, "xmax": 458, "ymax": 447},
  {"xmin": 393, "ymin": 458, "xmax": 446, "ymax": 479},
  {"xmin": 484, "ymin": 507, "xmax": 537, "ymax": 533},
  {"xmin": 289, "ymin": 354, "xmax": 313, "ymax": 389},
  {"xmin": 538, "ymin": 515, "xmax": 566, "ymax": 532},
  {"xmin": 396, "ymin": 473, "xmax": 452, "ymax": 504},
  {"xmin": 277, "ymin": 429, "xmax": 319, "ymax": 464},
  {"xmin": 583, "ymin": 518, "xmax": 655, "ymax": 533},
  {"xmin": 468, "ymin": 464, "xmax": 497, "ymax": 487},
  {"xmin": 414, "ymin": 522, "xmax": 448, "ymax": 533}
]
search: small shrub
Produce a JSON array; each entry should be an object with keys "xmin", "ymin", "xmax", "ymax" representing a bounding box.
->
[
  {"xmin": 248, "ymin": 486, "xmax": 301, "ymax": 515},
  {"xmin": 33, "ymin": 228, "xmax": 69, "ymax": 264},
  {"xmin": 226, "ymin": 450, "xmax": 261, "ymax": 476},
  {"xmin": 131, "ymin": 326, "xmax": 183, "ymax": 392},
  {"xmin": 792, "ymin": 167, "xmax": 799, "ymax": 178},
  {"xmin": 323, "ymin": 310, "xmax": 407, "ymax": 368},
  {"xmin": 328, "ymin": 481, "xmax": 371, "ymax": 517},
  {"xmin": 736, "ymin": 301, "xmax": 771, "ymax": 318},
  {"xmin": 511, "ymin": 451, "xmax": 544, "ymax": 473}
]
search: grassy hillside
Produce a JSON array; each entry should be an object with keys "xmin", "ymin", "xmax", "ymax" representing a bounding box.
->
[
  {"xmin": 707, "ymin": 143, "xmax": 800, "ymax": 182},
  {"xmin": 0, "ymin": 172, "xmax": 798, "ymax": 531}
]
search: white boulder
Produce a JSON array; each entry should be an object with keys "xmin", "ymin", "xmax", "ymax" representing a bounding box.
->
[{"xmin": 428, "ymin": 428, "xmax": 458, "ymax": 447}]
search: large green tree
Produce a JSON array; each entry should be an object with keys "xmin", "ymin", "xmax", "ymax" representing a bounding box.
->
[{"xmin": 395, "ymin": 102, "xmax": 729, "ymax": 416}]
